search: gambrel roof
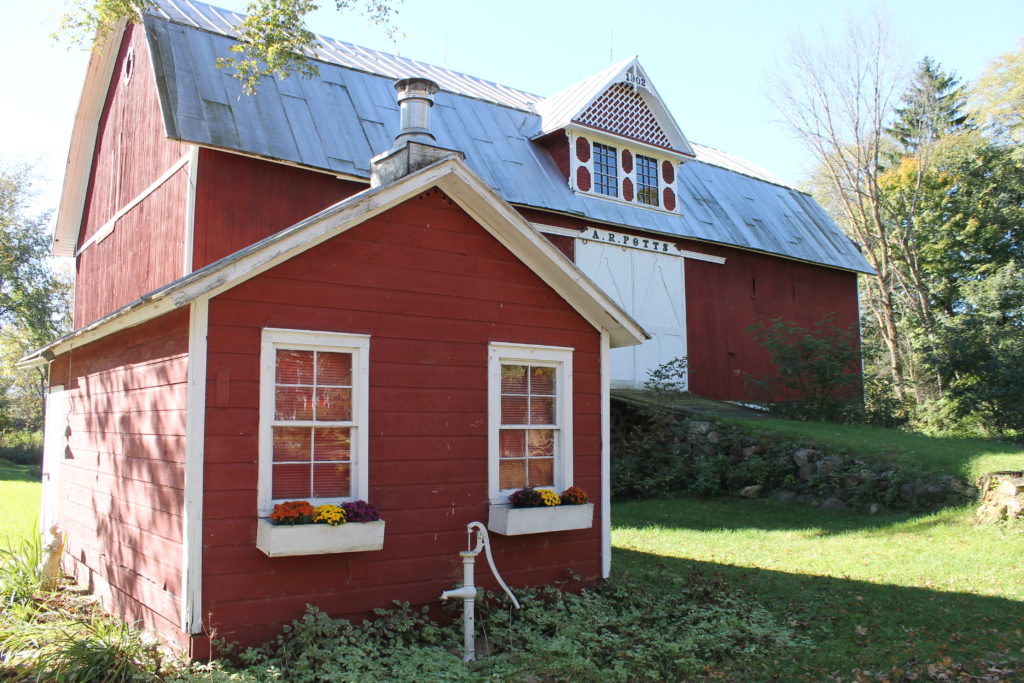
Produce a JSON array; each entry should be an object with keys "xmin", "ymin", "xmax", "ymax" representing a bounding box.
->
[{"xmin": 54, "ymin": 0, "xmax": 872, "ymax": 275}]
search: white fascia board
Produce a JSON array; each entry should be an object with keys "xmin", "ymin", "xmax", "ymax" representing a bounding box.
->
[
  {"xmin": 565, "ymin": 124, "xmax": 692, "ymax": 164},
  {"xmin": 181, "ymin": 298, "xmax": 208, "ymax": 633},
  {"xmin": 53, "ymin": 20, "xmax": 128, "ymax": 258}
]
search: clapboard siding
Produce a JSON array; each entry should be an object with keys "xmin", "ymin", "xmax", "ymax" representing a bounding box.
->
[
  {"xmin": 53, "ymin": 309, "xmax": 189, "ymax": 645},
  {"xmin": 683, "ymin": 241, "xmax": 860, "ymax": 400},
  {"xmin": 75, "ymin": 23, "xmax": 188, "ymax": 327},
  {"xmin": 192, "ymin": 148, "xmax": 366, "ymax": 269},
  {"xmin": 201, "ymin": 189, "xmax": 603, "ymax": 646}
]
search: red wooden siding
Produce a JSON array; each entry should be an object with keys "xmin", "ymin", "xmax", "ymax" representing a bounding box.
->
[
  {"xmin": 515, "ymin": 210, "xmax": 860, "ymax": 401},
  {"xmin": 683, "ymin": 242, "xmax": 860, "ymax": 400},
  {"xmin": 51, "ymin": 309, "xmax": 190, "ymax": 648},
  {"xmin": 534, "ymin": 131, "xmax": 571, "ymax": 181},
  {"xmin": 201, "ymin": 189, "xmax": 603, "ymax": 647},
  {"xmin": 74, "ymin": 24, "xmax": 189, "ymax": 328},
  {"xmin": 192, "ymin": 149, "xmax": 366, "ymax": 270}
]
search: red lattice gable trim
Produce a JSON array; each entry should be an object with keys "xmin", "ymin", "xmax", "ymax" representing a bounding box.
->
[{"xmin": 575, "ymin": 84, "xmax": 673, "ymax": 149}]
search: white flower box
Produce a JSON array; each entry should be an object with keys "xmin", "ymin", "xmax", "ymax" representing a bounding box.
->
[
  {"xmin": 487, "ymin": 503, "xmax": 594, "ymax": 536},
  {"xmin": 256, "ymin": 518, "xmax": 386, "ymax": 557}
]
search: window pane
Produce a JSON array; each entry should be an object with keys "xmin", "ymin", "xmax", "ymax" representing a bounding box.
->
[
  {"xmin": 530, "ymin": 396, "xmax": 554, "ymax": 425},
  {"xmin": 273, "ymin": 463, "xmax": 311, "ymax": 498},
  {"xmin": 637, "ymin": 155, "xmax": 659, "ymax": 207},
  {"xmin": 527, "ymin": 429, "xmax": 554, "ymax": 457},
  {"xmin": 499, "ymin": 429, "xmax": 525, "ymax": 459},
  {"xmin": 317, "ymin": 352, "xmax": 352, "ymax": 386},
  {"xmin": 277, "ymin": 350, "xmax": 313, "ymax": 384},
  {"xmin": 594, "ymin": 142, "xmax": 618, "ymax": 197},
  {"xmin": 313, "ymin": 462, "xmax": 351, "ymax": 498},
  {"xmin": 273, "ymin": 427, "xmax": 311, "ymax": 462},
  {"xmin": 501, "ymin": 394, "xmax": 529, "ymax": 424},
  {"xmin": 501, "ymin": 364, "xmax": 528, "ymax": 393},
  {"xmin": 499, "ymin": 459, "xmax": 526, "ymax": 490},
  {"xmin": 527, "ymin": 457, "xmax": 554, "ymax": 487},
  {"xmin": 531, "ymin": 366, "xmax": 556, "ymax": 395},
  {"xmin": 314, "ymin": 427, "xmax": 351, "ymax": 461},
  {"xmin": 276, "ymin": 386, "xmax": 314, "ymax": 420},
  {"xmin": 316, "ymin": 387, "xmax": 352, "ymax": 421}
]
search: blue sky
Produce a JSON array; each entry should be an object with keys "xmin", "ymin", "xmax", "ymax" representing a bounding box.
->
[{"xmin": 2, "ymin": 0, "xmax": 1021, "ymax": 222}]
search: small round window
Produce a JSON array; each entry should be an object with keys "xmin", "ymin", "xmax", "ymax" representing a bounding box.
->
[{"xmin": 123, "ymin": 47, "xmax": 135, "ymax": 85}]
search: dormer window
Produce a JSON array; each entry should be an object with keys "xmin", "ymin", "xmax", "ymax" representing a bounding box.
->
[
  {"xmin": 636, "ymin": 154, "xmax": 659, "ymax": 207},
  {"xmin": 593, "ymin": 143, "xmax": 618, "ymax": 197}
]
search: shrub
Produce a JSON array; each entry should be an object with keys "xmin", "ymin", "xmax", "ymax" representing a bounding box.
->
[
  {"xmin": 0, "ymin": 430, "xmax": 42, "ymax": 467},
  {"xmin": 746, "ymin": 314, "xmax": 863, "ymax": 422}
]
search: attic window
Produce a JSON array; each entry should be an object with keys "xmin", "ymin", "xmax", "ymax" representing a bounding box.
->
[
  {"xmin": 636, "ymin": 154, "xmax": 659, "ymax": 206},
  {"xmin": 123, "ymin": 47, "xmax": 135, "ymax": 85},
  {"xmin": 593, "ymin": 143, "xmax": 618, "ymax": 197}
]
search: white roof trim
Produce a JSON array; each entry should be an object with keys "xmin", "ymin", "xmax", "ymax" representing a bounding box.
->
[
  {"xmin": 53, "ymin": 20, "xmax": 128, "ymax": 258},
  {"xmin": 533, "ymin": 57, "xmax": 694, "ymax": 158},
  {"xmin": 22, "ymin": 156, "xmax": 647, "ymax": 366}
]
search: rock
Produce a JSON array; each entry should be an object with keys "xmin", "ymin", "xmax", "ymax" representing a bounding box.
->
[
  {"xmin": 740, "ymin": 436, "xmax": 759, "ymax": 447},
  {"xmin": 940, "ymin": 475, "xmax": 966, "ymax": 493},
  {"xmin": 740, "ymin": 485, "xmax": 763, "ymax": 498},
  {"xmin": 771, "ymin": 489, "xmax": 797, "ymax": 503},
  {"xmin": 899, "ymin": 483, "xmax": 915, "ymax": 503},
  {"xmin": 922, "ymin": 484, "xmax": 948, "ymax": 505},
  {"xmin": 816, "ymin": 457, "xmax": 839, "ymax": 478},
  {"xmin": 742, "ymin": 444, "xmax": 764, "ymax": 457},
  {"xmin": 794, "ymin": 494, "xmax": 817, "ymax": 505},
  {"xmin": 690, "ymin": 421, "xmax": 713, "ymax": 436},
  {"xmin": 793, "ymin": 448, "xmax": 821, "ymax": 465},
  {"xmin": 867, "ymin": 502, "xmax": 880, "ymax": 514},
  {"xmin": 820, "ymin": 496, "xmax": 846, "ymax": 511},
  {"xmin": 975, "ymin": 471, "xmax": 1024, "ymax": 522},
  {"xmin": 798, "ymin": 463, "xmax": 814, "ymax": 481},
  {"xmin": 706, "ymin": 431, "xmax": 721, "ymax": 444}
]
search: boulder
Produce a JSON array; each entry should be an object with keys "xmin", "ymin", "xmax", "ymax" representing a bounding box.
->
[
  {"xmin": 976, "ymin": 471, "xmax": 1024, "ymax": 523},
  {"xmin": 739, "ymin": 484, "xmax": 763, "ymax": 498}
]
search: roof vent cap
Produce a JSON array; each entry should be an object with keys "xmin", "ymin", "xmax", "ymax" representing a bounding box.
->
[{"xmin": 394, "ymin": 77, "xmax": 440, "ymax": 146}]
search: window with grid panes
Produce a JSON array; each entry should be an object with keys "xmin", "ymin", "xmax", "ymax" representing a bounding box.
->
[
  {"xmin": 258, "ymin": 329, "xmax": 369, "ymax": 515},
  {"xmin": 488, "ymin": 343, "xmax": 573, "ymax": 502},
  {"xmin": 636, "ymin": 154, "xmax": 659, "ymax": 206},
  {"xmin": 593, "ymin": 142, "xmax": 618, "ymax": 197}
]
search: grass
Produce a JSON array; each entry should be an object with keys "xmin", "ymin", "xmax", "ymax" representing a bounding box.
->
[
  {"xmin": 728, "ymin": 417, "xmax": 1024, "ymax": 482},
  {"xmin": 0, "ymin": 459, "xmax": 42, "ymax": 547},
  {"xmin": 613, "ymin": 498, "xmax": 1024, "ymax": 679}
]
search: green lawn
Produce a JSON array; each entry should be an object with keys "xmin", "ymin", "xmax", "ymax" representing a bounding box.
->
[
  {"xmin": 729, "ymin": 417, "xmax": 1024, "ymax": 482},
  {"xmin": 0, "ymin": 460, "xmax": 41, "ymax": 547},
  {"xmin": 614, "ymin": 498, "xmax": 1024, "ymax": 679}
]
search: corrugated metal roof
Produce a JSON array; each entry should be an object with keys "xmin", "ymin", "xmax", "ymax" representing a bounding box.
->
[
  {"xmin": 152, "ymin": 0, "xmax": 542, "ymax": 111},
  {"xmin": 143, "ymin": 1, "xmax": 872, "ymax": 274}
]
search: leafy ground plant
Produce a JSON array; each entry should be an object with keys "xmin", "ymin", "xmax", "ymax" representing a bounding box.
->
[{"xmin": 176, "ymin": 573, "xmax": 799, "ymax": 682}]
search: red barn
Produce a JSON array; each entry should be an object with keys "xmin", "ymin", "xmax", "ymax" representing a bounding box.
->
[{"xmin": 28, "ymin": 1, "xmax": 871, "ymax": 654}]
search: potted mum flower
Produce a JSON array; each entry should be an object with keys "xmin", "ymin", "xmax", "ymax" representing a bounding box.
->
[
  {"xmin": 489, "ymin": 486, "xmax": 594, "ymax": 536},
  {"xmin": 257, "ymin": 499, "xmax": 386, "ymax": 557}
]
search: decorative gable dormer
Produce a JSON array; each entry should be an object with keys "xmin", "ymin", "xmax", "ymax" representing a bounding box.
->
[{"xmin": 532, "ymin": 59, "xmax": 694, "ymax": 214}]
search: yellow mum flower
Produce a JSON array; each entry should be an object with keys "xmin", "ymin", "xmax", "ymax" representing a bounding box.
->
[
  {"xmin": 537, "ymin": 489, "xmax": 561, "ymax": 506},
  {"xmin": 313, "ymin": 504, "xmax": 347, "ymax": 525}
]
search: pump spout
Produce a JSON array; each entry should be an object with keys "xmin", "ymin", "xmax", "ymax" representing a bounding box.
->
[{"xmin": 440, "ymin": 585, "xmax": 477, "ymax": 601}]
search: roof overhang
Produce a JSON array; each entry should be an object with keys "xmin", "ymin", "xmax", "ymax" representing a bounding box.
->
[
  {"xmin": 52, "ymin": 20, "xmax": 129, "ymax": 258},
  {"xmin": 22, "ymin": 155, "xmax": 647, "ymax": 367}
]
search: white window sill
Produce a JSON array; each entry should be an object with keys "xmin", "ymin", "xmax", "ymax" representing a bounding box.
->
[
  {"xmin": 256, "ymin": 518, "xmax": 385, "ymax": 557},
  {"xmin": 487, "ymin": 503, "xmax": 594, "ymax": 536}
]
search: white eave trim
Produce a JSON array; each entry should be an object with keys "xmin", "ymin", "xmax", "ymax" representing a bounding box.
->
[
  {"xmin": 53, "ymin": 20, "xmax": 128, "ymax": 258},
  {"xmin": 22, "ymin": 155, "xmax": 646, "ymax": 367}
]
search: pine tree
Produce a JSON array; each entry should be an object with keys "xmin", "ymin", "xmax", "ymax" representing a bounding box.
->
[{"xmin": 887, "ymin": 57, "xmax": 969, "ymax": 156}]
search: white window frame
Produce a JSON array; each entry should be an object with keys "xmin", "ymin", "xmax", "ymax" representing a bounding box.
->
[
  {"xmin": 258, "ymin": 328, "xmax": 370, "ymax": 517},
  {"xmin": 488, "ymin": 342, "xmax": 574, "ymax": 504}
]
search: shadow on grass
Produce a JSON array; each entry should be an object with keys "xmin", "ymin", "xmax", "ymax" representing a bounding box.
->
[
  {"xmin": 615, "ymin": 547, "xmax": 1024, "ymax": 680},
  {"xmin": 0, "ymin": 459, "xmax": 41, "ymax": 483},
  {"xmin": 614, "ymin": 496, "xmax": 929, "ymax": 535}
]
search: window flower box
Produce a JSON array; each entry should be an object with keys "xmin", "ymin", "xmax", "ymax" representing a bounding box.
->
[
  {"xmin": 488, "ymin": 502, "xmax": 594, "ymax": 535},
  {"xmin": 256, "ymin": 518, "xmax": 385, "ymax": 557}
]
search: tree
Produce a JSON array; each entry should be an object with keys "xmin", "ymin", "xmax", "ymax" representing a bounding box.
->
[
  {"xmin": 0, "ymin": 163, "xmax": 72, "ymax": 431},
  {"xmin": 59, "ymin": 0, "xmax": 400, "ymax": 95},
  {"xmin": 971, "ymin": 42, "xmax": 1024, "ymax": 158},
  {"xmin": 887, "ymin": 56, "xmax": 968, "ymax": 156},
  {"xmin": 768, "ymin": 15, "xmax": 910, "ymax": 398}
]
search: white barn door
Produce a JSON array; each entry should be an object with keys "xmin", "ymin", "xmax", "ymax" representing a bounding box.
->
[{"xmin": 576, "ymin": 237, "xmax": 686, "ymax": 387}]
